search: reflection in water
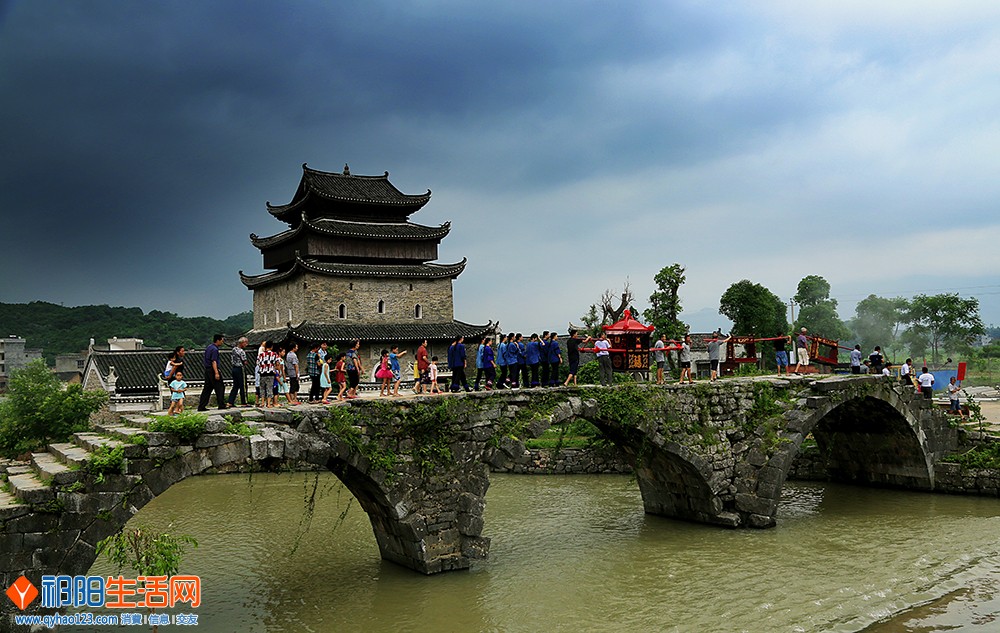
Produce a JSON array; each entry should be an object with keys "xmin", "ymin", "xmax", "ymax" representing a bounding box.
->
[{"xmin": 79, "ymin": 473, "xmax": 1000, "ymax": 633}]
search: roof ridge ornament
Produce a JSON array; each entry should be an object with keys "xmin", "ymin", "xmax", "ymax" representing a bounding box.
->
[{"xmin": 343, "ymin": 163, "xmax": 350, "ymax": 175}]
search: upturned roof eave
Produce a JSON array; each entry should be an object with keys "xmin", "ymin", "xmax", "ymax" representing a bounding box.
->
[
  {"xmin": 249, "ymin": 218, "xmax": 451, "ymax": 249},
  {"xmin": 239, "ymin": 256, "xmax": 468, "ymax": 289}
]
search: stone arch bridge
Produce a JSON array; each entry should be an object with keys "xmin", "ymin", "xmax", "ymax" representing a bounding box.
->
[{"xmin": 0, "ymin": 375, "xmax": 958, "ymax": 598}]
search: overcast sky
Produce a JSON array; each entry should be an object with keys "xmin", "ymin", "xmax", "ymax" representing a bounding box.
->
[{"xmin": 2, "ymin": 0, "xmax": 998, "ymax": 337}]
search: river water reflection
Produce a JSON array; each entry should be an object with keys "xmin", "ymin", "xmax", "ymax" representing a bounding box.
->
[{"xmin": 83, "ymin": 473, "xmax": 1000, "ymax": 632}]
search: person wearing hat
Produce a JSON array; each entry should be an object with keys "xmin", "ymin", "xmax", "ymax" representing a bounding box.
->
[{"xmin": 793, "ymin": 327, "xmax": 809, "ymax": 374}]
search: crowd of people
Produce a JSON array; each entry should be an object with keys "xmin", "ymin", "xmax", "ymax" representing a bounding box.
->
[{"xmin": 159, "ymin": 328, "xmax": 963, "ymax": 413}]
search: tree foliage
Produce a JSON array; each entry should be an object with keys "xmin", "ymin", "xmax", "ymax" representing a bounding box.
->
[
  {"xmin": 719, "ymin": 280, "xmax": 788, "ymax": 338},
  {"xmin": 97, "ymin": 525, "xmax": 198, "ymax": 632},
  {"xmin": 579, "ymin": 304, "xmax": 602, "ymax": 337},
  {"xmin": 906, "ymin": 293, "xmax": 985, "ymax": 364},
  {"xmin": 849, "ymin": 294, "xmax": 910, "ymax": 353},
  {"xmin": 643, "ymin": 264, "xmax": 687, "ymax": 341},
  {"xmin": 0, "ymin": 359, "xmax": 108, "ymax": 456},
  {"xmin": 0, "ymin": 302, "xmax": 252, "ymax": 364},
  {"xmin": 793, "ymin": 275, "xmax": 849, "ymax": 340},
  {"xmin": 97, "ymin": 526, "xmax": 198, "ymax": 578}
]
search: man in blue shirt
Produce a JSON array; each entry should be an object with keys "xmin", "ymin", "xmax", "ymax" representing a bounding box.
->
[
  {"xmin": 198, "ymin": 334, "xmax": 227, "ymax": 411},
  {"xmin": 496, "ymin": 334, "xmax": 509, "ymax": 389},
  {"xmin": 482, "ymin": 338, "xmax": 496, "ymax": 389},
  {"xmin": 515, "ymin": 334, "xmax": 528, "ymax": 388},
  {"xmin": 507, "ymin": 333, "xmax": 523, "ymax": 388},
  {"xmin": 546, "ymin": 332, "xmax": 562, "ymax": 387},
  {"xmin": 448, "ymin": 335, "xmax": 471, "ymax": 392},
  {"xmin": 474, "ymin": 337, "xmax": 487, "ymax": 391},
  {"xmin": 539, "ymin": 331, "xmax": 550, "ymax": 387},
  {"xmin": 526, "ymin": 333, "xmax": 542, "ymax": 387}
]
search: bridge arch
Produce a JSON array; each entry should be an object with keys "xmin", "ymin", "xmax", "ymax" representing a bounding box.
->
[
  {"xmin": 526, "ymin": 379, "xmax": 956, "ymax": 531},
  {"xmin": 792, "ymin": 389, "xmax": 934, "ymax": 490},
  {"xmin": 581, "ymin": 416, "xmax": 729, "ymax": 526}
]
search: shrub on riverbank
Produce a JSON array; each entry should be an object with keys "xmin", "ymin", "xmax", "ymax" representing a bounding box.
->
[
  {"xmin": 941, "ymin": 442, "xmax": 1000, "ymax": 470},
  {"xmin": 0, "ymin": 359, "xmax": 107, "ymax": 457}
]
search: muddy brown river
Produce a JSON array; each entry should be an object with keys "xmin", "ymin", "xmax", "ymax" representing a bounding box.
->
[{"xmin": 74, "ymin": 472, "xmax": 1000, "ymax": 632}]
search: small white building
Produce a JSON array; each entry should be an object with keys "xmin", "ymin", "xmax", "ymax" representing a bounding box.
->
[{"xmin": 0, "ymin": 336, "xmax": 43, "ymax": 391}]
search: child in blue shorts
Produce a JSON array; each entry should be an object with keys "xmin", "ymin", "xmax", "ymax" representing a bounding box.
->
[
  {"xmin": 168, "ymin": 371, "xmax": 187, "ymax": 416},
  {"xmin": 390, "ymin": 345, "xmax": 408, "ymax": 397}
]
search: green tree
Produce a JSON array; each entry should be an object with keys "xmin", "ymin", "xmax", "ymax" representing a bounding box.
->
[
  {"xmin": 899, "ymin": 327, "xmax": 930, "ymax": 361},
  {"xmin": 719, "ymin": 280, "xmax": 788, "ymax": 338},
  {"xmin": 97, "ymin": 526, "xmax": 198, "ymax": 633},
  {"xmin": 793, "ymin": 275, "xmax": 849, "ymax": 340},
  {"xmin": 849, "ymin": 294, "xmax": 910, "ymax": 354},
  {"xmin": 906, "ymin": 293, "xmax": 985, "ymax": 364},
  {"xmin": 579, "ymin": 304, "xmax": 602, "ymax": 337},
  {"xmin": 0, "ymin": 359, "xmax": 107, "ymax": 456},
  {"xmin": 643, "ymin": 264, "xmax": 687, "ymax": 341}
]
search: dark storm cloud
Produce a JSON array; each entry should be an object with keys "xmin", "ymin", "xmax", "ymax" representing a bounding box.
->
[{"xmin": 1, "ymin": 0, "xmax": 999, "ymax": 332}]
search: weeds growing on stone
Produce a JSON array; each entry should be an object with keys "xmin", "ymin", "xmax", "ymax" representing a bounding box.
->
[
  {"xmin": 148, "ymin": 411, "xmax": 207, "ymax": 444},
  {"xmin": 87, "ymin": 445, "xmax": 126, "ymax": 483}
]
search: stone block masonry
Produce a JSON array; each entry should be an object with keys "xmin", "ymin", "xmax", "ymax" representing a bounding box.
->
[
  {"xmin": 252, "ymin": 273, "xmax": 454, "ymax": 330},
  {"xmin": 0, "ymin": 375, "xmax": 966, "ymax": 628}
]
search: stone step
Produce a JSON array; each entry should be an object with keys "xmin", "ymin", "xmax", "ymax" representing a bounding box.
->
[
  {"xmin": 30, "ymin": 452, "xmax": 82, "ymax": 486},
  {"xmin": 0, "ymin": 488, "xmax": 28, "ymax": 520},
  {"xmin": 93, "ymin": 423, "xmax": 146, "ymax": 441},
  {"xmin": 121, "ymin": 415, "xmax": 153, "ymax": 430},
  {"xmin": 48, "ymin": 443, "xmax": 93, "ymax": 469},
  {"xmin": 4, "ymin": 464, "xmax": 33, "ymax": 477},
  {"xmin": 73, "ymin": 432, "xmax": 127, "ymax": 453},
  {"xmin": 6, "ymin": 472, "xmax": 54, "ymax": 505},
  {"xmin": 72, "ymin": 432, "xmax": 146, "ymax": 459}
]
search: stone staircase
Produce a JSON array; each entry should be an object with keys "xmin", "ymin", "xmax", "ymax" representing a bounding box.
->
[
  {"xmin": 2, "ymin": 415, "xmax": 154, "ymax": 510},
  {"xmin": 0, "ymin": 407, "xmax": 283, "ymax": 526}
]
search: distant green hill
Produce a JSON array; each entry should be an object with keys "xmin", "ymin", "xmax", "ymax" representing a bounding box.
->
[{"xmin": 0, "ymin": 302, "xmax": 253, "ymax": 365}]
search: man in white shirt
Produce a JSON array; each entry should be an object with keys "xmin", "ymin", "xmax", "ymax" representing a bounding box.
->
[
  {"xmin": 850, "ymin": 345, "xmax": 863, "ymax": 375},
  {"xmin": 653, "ymin": 334, "xmax": 667, "ymax": 384},
  {"xmin": 899, "ymin": 358, "xmax": 913, "ymax": 387},
  {"xmin": 594, "ymin": 333, "xmax": 613, "ymax": 386},
  {"xmin": 679, "ymin": 335, "xmax": 693, "ymax": 384},
  {"xmin": 947, "ymin": 376, "xmax": 963, "ymax": 416},
  {"xmin": 917, "ymin": 367, "xmax": 935, "ymax": 399}
]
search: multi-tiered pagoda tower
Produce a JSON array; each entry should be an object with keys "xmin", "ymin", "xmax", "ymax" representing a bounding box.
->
[{"xmin": 241, "ymin": 164, "xmax": 493, "ymax": 358}]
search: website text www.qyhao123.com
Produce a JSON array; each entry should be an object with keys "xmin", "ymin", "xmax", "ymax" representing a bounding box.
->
[
  {"xmin": 13, "ymin": 612, "xmax": 121, "ymax": 627},
  {"xmin": 13, "ymin": 612, "xmax": 199, "ymax": 628}
]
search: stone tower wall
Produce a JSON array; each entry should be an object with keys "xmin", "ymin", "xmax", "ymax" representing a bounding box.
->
[{"xmin": 252, "ymin": 271, "xmax": 455, "ymax": 330}]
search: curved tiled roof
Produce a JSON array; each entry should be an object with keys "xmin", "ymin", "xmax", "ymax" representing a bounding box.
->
[
  {"xmin": 86, "ymin": 348, "xmax": 258, "ymax": 395},
  {"xmin": 246, "ymin": 319, "xmax": 496, "ymax": 346},
  {"xmin": 266, "ymin": 164, "xmax": 431, "ymax": 218},
  {"xmin": 249, "ymin": 217, "xmax": 451, "ymax": 249},
  {"xmin": 239, "ymin": 257, "xmax": 467, "ymax": 289}
]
